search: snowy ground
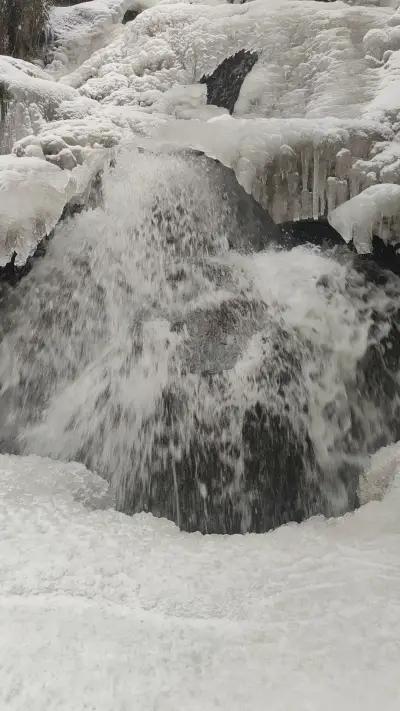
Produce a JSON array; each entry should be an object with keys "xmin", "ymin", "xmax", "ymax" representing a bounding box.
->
[{"xmin": 0, "ymin": 450, "xmax": 399, "ymax": 710}]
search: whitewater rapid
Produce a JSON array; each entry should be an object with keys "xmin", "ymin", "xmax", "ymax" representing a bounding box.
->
[{"xmin": 0, "ymin": 147, "xmax": 399, "ymax": 532}]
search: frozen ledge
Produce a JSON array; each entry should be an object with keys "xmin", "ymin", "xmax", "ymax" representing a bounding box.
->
[
  {"xmin": 158, "ymin": 115, "xmax": 400, "ymax": 253},
  {"xmin": 329, "ymin": 183, "xmax": 400, "ymax": 253}
]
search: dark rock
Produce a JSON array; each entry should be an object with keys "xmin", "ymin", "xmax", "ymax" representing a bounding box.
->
[
  {"xmin": 282, "ymin": 219, "xmax": 346, "ymax": 250},
  {"xmin": 204, "ymin": 156, "xmax": 284, "ymax": 251},
  {"xmin": 368, "ymin": 235, "xmax": 400, "ymax": 277},
  {"xmin": 200, "ymin": 49, "xmax": 258, "ymax": 114},
  {"xmin": 141, "ymin": 149, "xmax": 283, "ymax": 253},
  {"xmin": 116, "ymin": 318, "xmax": 324, "ymax": 534},
  {"xmin": 174, "ymin": 297, "xmax": 267, "ymax": 375},
  {"xmin": 122, "ymin": 9, "xmax": 140, "ymax": 24}
]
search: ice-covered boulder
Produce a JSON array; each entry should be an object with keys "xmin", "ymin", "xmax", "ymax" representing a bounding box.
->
[{"xmin": 0, "ymin": 155, "xmax": 75, "ymax": 267}]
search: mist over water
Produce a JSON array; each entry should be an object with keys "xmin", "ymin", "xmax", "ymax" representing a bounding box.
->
[{"xmin": 0, "ymin": 147, "xmax": 399, "ymax": 532}]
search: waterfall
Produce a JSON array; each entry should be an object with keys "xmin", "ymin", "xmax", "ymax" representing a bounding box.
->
[{"xmin": 0, "ymin": 146, "xmax": 399, "ymax": 533}]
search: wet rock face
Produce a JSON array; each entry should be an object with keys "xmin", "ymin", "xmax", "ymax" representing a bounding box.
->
[
  {"xmin": 278, "ymin": 221, "xmax": 400, "ymax": 278},
  {"xmin": 122, "ymin": 402, "xmax": 319, "ymax": 535},
  {"xmin": 202, "ymin": 155, "xmax": 283, "ymax": 251},
  {"xmin": 368, "ymin": 235, "xmax": 400, "ymax": 277},
  {"xmin": 282, "ymin": 219, "xmax": 345, "ymax": 250},
  {"xmin": 172, "ymin": 297, "xmax": 267, "ymax": 375},
  {"xmin": 116, "ymin": 317, "xmax": 324, "ymax": 534},
  {"xmin": 349, "ymin": 262, "xmax": 400, "ymax": 452},
  {"xmin": 200, "ymin": 50, "xmax": 258, "ymax": 114}
]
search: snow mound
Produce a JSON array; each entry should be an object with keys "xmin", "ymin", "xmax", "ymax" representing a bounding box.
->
[{"xmin": 0, "ymin": 450, "xmax": 399, "ymax": 709}]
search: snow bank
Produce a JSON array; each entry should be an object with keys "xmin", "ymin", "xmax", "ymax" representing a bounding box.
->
[{"xmin": 0, "ymin": 450, "xmax": 399, "ymax": 709}]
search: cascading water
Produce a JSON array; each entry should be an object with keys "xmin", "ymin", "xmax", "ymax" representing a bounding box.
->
[{"xmin": 0, "ymin": 146, "xmax": 400, "ymax": 533}]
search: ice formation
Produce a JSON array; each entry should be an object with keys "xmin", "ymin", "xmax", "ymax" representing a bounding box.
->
[
  {"xmin": 329, "ymin": 182, "xmax": 400, "ymax": 251},
  {"xmin": 0, "ymin": 155, "xmax": 75, "ymax": 266},
  {"xmin": 2, "ymin": 0, "xmax": 400, "ymax": 257}
]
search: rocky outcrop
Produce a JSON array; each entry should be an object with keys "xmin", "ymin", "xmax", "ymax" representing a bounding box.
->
[{"xmin": 200, "ymin": 50, "xmax": 258, "ymax": 114}]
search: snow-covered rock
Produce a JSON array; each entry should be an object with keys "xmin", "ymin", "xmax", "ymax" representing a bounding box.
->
[
  {"xmin": 329, "ymin": 182, "xmax": 400, "ymax": 251},
  {"xmin": 47, "ymin": 0, "xmax": 147, "ymax": 76}
]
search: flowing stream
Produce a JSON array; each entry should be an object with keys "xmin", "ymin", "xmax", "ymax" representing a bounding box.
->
[{"xmin": 1, "ymin": 146, "xmax": 400, "ymax": 532}]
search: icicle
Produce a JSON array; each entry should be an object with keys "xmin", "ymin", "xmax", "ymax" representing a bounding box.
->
[
  {"xmin": 271, "ymin": 173, "xmax": 287, "ymax": 223},
  {"xmin": 327, "ymin": 176, "xmax": 337, "ymax": 213},
  {"xmin": 301, "ymin": 190, "xmax": 313, "ymax": 219},
  {"xmin": 287, "ymin": 171, "xmax": 300, "ymax": 222},
  {"xmin": 301, "ymin": 147, "xmax": 311, "ymax": 192},
  {"xmin": 29, "ymin": 104, "xmax": 44, "ymax": 135},
  {"xmin": 318, "ymin": 154, "xmax": 328, "ymax": 217},
  {"xmin": 312, "ymin": 147, "xmax": 319, "ymax": 220},
  {"xmin": 336, "ymin": 179, "xmax": 349, "ymax": 207},
  {"xmin": 335, "ymin": 149, "xmax": 352, "ymax": 180}
]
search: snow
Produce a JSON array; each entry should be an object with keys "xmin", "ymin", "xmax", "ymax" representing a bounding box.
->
[
  {"xmin": 0, "ymin": 450, "xmax": 399, "ymax": 710},
  {"xmin": 48, "ymin": 0, "xmax": 146, "ymax": 76},
  {"xmin": 3, "ymin": 0, "xmax": 400, "ymax": 258},
  {"xmin": 329, "ymin": 182, "xmax": 400, "ymax": 251}
]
